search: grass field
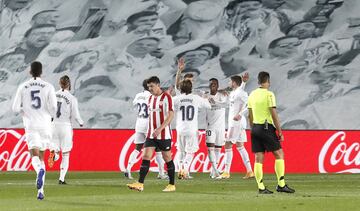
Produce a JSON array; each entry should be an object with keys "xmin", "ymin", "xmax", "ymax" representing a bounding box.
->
[{"xmin": 1, "ymin": 172, "xmax": 359, "ymax": 211}]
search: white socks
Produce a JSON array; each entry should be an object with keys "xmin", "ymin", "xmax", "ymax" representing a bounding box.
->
[
  {"xmin": 59, "ymin": 152, "xmax": 70, "ymax": 182},
  {"xmin": 183, "ymin": 153, "xmax": 194, "ymax": 173},
  {"xmin": 155, "ymin": 151, "xmax": 165, "ymax": 175},
  {"xmin": 126, "ymin": 149, "xmax": 140, "ymax": 171},
  {"xmin": 31, "ymin": 156, "xmax": 41, "ymax": 174},
  {"xmin": 178, "ymin": 151, "xmax": 186, "ymax": 171},
  {"xmin": 208, "ymin": 147, "xmax": 219, "ymax": 175},
  {"xmin": 224, "ymin": 148, "xmax": 233, "ymax": 173},
  {"xmin": 237, "ymin": 146, "xmax": 252, "ymax": 172},
  {"xmin": 214, "ymin": 148, "xmax": 221, "ymax": 166}
]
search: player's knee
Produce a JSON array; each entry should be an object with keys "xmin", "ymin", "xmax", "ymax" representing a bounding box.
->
[
  {"xmin": 255, "ymin": 152, "xmax": 265, "ymax": 163},
  {"xmin": 273, "ymin": 149, "xmax": 284, "ymax": 159}
]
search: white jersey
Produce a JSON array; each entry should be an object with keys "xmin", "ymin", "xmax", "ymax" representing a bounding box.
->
[
  {"xmin": 132, "ymin": 90, "xmax": 151, "ymax": 133},
  {"xmin": 12, "ymin": 78, "xmax": 57, "ymax": 130},
  {"xmin": 206, "ymin": 92, "xmax": 228, "ymax": 130},
  {"xmin": 228, "ymin": 87, "xmax": 248, "ymax": 127},
  {"xmin": 174, "ymin": 93, "xmax": 211, "ymax": 135},
  {"xmin": 53, "ymin": 89, "xmax": 84, "ymax": 126}
]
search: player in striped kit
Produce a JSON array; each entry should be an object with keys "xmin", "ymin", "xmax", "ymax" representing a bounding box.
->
[
  {"xmin": 12, "ymin": 61, "xmax": 57, "ymax": 200},
  {"xmin": 125, "ymin": 79, "xmax": 168, "ymax": 180},
  {"xmin": 48, "ymin": 75, "xmax": 84, "ymax": 185},
  {"xmin": 174, "ymin": 80, "xmax": 211, "ymax": 179},
  {"xmin": 127, "ymin": 76, "xmax": 176, "ymax": 192}
]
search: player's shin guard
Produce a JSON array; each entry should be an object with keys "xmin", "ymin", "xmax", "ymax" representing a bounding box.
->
[
  {"xmin": 127, "ymin": 150, "xmax": 140, "ymax": 171},
  {"xmin": 254, "ymin": 163, "xmax": 265, "ymax": 190},
  {"xmin": 138, "ymin": 160, "xmax": 150, "ymax": 184},
  {"xmin": 237, "ymin": 146, "xmax": 252, "ymax": 172},
  {"xmin": 59, "ymin": 152, "xmax": 70, "ymax": 182},
  {"xmin": 275, "ymin": 159, "xmax": 286, "ymax": 187},
  {"xmin": 166, "ymin": 160, "xmax": 175, "ymax": 185},
  {"xmin": 155, "ymin": 152, "xmax": 165, "ymax": 175},
  {"xmin": 31, "ymin": 156, "xmax": 41, "ymax": 174},
  {"xmin": 224, "ymin": 149, "xmax": 233, "ymax": 173}
]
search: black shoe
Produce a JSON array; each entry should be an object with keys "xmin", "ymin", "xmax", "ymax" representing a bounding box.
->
[
  {"xmin": 259, "ymin": 188, "xmax": 273, "ymax": 194},
  {"xmin": 59, "ymin": 180, "xmax": 67, "ymax": 185},
  {"xmin": 276, "ymin": 184, "xmax": 295, "ymax": 193}
]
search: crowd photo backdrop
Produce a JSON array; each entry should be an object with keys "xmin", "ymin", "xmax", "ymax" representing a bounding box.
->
[{"xmin": 0, "ymin": 0, "xmax": 359, "ymax": 130}]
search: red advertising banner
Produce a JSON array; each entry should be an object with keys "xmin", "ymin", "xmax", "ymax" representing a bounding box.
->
[{"xmin": 0, "ymin": 129, "xmax": 359, "ymax": 173}]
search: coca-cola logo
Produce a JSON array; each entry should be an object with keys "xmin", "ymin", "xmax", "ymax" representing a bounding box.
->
[
  {"xmin": 0, "ymin": 129, "xmax": 31, "ymax": 171},
  {"xmin": 319, "ymin": 131, "xmax": 360, "ymax": 173},
  {"xmin": 118, "ymin": 131, "xmax": 225, "ymax": 172}
]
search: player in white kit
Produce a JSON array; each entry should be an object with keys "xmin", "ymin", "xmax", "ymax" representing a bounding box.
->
[
  {"xmin": 12, "ymin": 61, "xmax": 57, "ymax": 200},
  {"xmin": 48, "ymin": 75, "xmax": 84, "ymax": 184},
  {"xmin": 173, "ymin": 80, "xmax": 211, "ymax": 179},
  {"xmin": 125, "ymin": 79, "xmax": 167, "ymax": 180},
  {"xmin": 205, "ymin": 78, "xmax": 228, "ymax": 179},
  {"xmin": 218, "ymin": 75, "xmax": 254, "ymax": 179}
]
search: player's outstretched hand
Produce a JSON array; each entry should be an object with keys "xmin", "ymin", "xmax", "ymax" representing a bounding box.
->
[{"xmin": 242, "ymin": 72, "xmax": 249, "ymax": 83}]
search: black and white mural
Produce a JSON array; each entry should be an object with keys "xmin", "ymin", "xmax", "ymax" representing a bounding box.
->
[{"xmin": 0, "ymin": 0, "xmax": 359, "ymax": 129}]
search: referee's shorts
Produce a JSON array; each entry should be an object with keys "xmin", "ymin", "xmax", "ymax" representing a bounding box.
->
[{"xmin": 251, "ymin": 124, "xmax": 281, "ymax": 153}]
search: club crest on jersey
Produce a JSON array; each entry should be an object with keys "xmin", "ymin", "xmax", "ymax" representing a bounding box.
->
[{"xmin": 159, "ymin": 101, "xmax": 163, "ymax": 106}]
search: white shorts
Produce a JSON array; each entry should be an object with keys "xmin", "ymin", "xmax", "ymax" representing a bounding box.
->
[
  {"xmin": 134, "ymin": 132, "xmax": 146, "ymax": 144},
  {"xmin": 26, "ymin": 129, "xmax": 52, "ymax": 151},
  {"xmin": 227, "ymin": 125, "xmax": 247, "ymax": 143},
  {"xmin": 52, "ymin": 124, "xmax": 73, "ymax": 152},
  {"xmin": 176, "ymin": 133, "xmax": 199, "ymax": 153},
  {"xmin": 206, "ymin": 129, "xmax": 225, "ymax": 146}
]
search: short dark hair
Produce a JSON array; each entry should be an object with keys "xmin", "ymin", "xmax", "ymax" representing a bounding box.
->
[
  {"xmin": 258, "ymin": 71, "xmax": 270, "ymax": 84},
  {"xmin": 79, "ymin": 75, "xmax": 115, "ymax": 90},
  {"xmin": 180, "ymin": 80, "xmax": 192, "ymax": 94},
  {"xmin": 142, "ymin": 79, "xmax": 149, "ymax": 91},
  {"xmin": 30, "ymin": 61, "xmax": 42, "ymax": 77},
  {"xmin": 127, "ymin": 11, "xmax": 158, "ymax": 25},
  {"xmin": 31, "ymin": 10, "xmax": 57, "ymax": 21},
  {"xmin": 230, "ymin": 75, "xmax": 242, "ymax": 86},
  {"xmin": 147, "ymin": 76, "xmax": 160, "ymax": 84},
  {"xmin": 209, "ymin": 78, "xmax": 219, "ymax": 84},
  {"xmin": 24, "ymin": 24, "xmax": 56, "ymax": 38}
]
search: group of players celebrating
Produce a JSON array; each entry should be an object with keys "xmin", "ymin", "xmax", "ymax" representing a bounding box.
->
[
  {"xmin": 126, "ymin": 59, "xmax": 295, "ymax": 194},
  {"xmin": 12, "ymin": 59, "xmax": 295, "ymax": 200}
]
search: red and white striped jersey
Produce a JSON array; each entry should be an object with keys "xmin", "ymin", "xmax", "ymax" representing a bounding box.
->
[{"xmin": 147, "ymin": 92, "xmax": 173, "ymax": 140}]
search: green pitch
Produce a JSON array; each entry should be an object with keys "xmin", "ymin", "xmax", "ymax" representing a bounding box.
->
[{"xmin": 0, "ymin": 172, "xmax": 359, "ymax": 211}]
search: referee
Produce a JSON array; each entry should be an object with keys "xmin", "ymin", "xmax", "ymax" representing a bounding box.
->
[{"xmin": 248, "ymin": 72, "xmax": 295, "ymax": 194}]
